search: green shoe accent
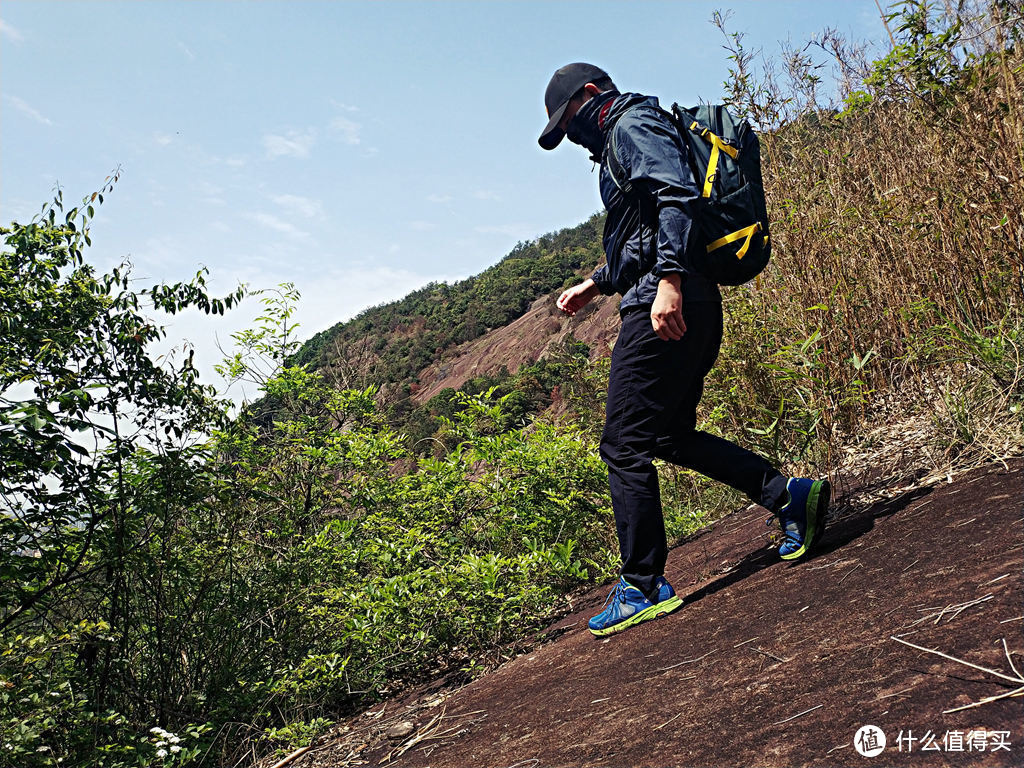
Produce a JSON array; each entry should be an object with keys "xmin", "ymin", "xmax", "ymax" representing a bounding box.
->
[
  {"xmin": 657, "ymin": 594, "xmax": 683, "ymax": 613},
  {"xmin": 779, "ymin": 479, "xmax": 830, "ymax": 561},
  {"xmin": 588, "ymin": 599, "xmax": 679, "ymax": 637}
]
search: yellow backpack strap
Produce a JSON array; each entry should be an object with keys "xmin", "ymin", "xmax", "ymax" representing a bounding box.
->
[
  {"xmin": 690, "ymin": 121, "xmax": 740, "ymax": 198},
  {"xmin": 706, "ymin": 222, "xmax": 763, "ymax": 260}
]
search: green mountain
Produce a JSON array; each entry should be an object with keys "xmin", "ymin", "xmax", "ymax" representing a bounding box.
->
[{"xmin": 291, "ymin": 214, "xmax": 605, "ymax": 389}]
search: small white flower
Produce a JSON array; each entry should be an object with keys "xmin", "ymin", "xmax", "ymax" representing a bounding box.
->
[
  {"xmin": 150, "ymin": 727, "xmax": 163, "ymax": 734},
  {"xmin": 169, "ymin": 735, "xmax": 181, "ymax": 744},
  {"xmin": 156, "ymin": 748, "xmax": 168, "ymax": 758},
  {"xmin": 156, "ymin": 741, "xmax": 167, "ymax": 747},
  {"xmin": 170, "ymin": 745, "xmax": 181, "ymax": 754}
]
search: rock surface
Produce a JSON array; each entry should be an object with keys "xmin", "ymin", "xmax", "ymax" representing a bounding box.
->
[{"xmin": 311, "ymin": 459, "xmax": 1023, "ymax": 767}]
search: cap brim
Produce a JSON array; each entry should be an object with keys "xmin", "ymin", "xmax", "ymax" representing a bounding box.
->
[{"xmin": 538, "ymin": 100, "xmax": 569, "ymax": 150}]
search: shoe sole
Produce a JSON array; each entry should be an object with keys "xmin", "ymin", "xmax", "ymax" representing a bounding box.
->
[
  {"xmin": 589, "ymin": 596, "xmax": 683, "ymax": 637},
  {"xmin": 780, "ymin": 479, "xmax": 831, "ymax": 561}
]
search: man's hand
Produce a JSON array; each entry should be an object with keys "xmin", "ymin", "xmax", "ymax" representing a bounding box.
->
[
  {"xmin": 556, "ymin": 278, "xmax": 599, "ymax": 316},
  {"xmin": 651, "ymin": 274, "xmax": 686, "ymax": 340}
]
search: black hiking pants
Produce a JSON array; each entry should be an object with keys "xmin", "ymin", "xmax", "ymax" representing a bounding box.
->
[{"xmin": 600, "ymin": 302, "xmax": 788, "ymax": 600}]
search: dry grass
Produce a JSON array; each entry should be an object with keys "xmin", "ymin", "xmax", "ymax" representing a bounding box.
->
[{"xmin": 706, "ymin": 5, "xmax": 1023, "ymax": 482}]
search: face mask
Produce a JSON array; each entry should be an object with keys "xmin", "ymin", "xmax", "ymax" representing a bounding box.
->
[{"xmin": 566, "ymin": 90, "xmax": 618, "ymax": 162}]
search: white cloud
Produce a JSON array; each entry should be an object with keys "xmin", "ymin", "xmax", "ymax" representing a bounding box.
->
[
  {"xmin": 263, "ymin": 130, "xmax": 315, "ymax": 158},
  {"xmin": 223, "ymin": 154, "xmax": 248, "ymax": 168},
  {"xmin": 136, "ymin": 252, "xmax": 461, "ymax": 406},
  {"xmin": 246, "ymin": 211, "xmax": 312, "ymax": 241},
  {"xmin": 409, "ymin": 220, "xmax": 436, "ymax": 232},
  {"xmin": 426, "ymin": 194, "xmax": 453, "ymax": 204},
  {"xmin": 136, "ymin": 236, "xmax": 184, "ymax": 273},
  {"xmin": 2, "ymin": 197, "xmax": 43, "ymax": 224},
  {"xmin": 0, "ymin": 19, "xmax": 23, "ymax": 43},
  {"xmin": 329, "ymin": 116, "xmax": 361, "ymax": 146},
  {"xmin": 271, "ymin": 194, "xmax": 323, "ymax": 219},
  {"xmin": 177, "ymin": 41, "xmax": 195, "ymax": 60},
  {"xmin": 154, "ymin": 132, "xmax": 174, "ymax": 146},
  {"xmin": 329, "ymin": 99, "xmax": 360, "ymax": 113},
  {"xmin": 5, "ymin": 95, "xmax": 52, "ymax": 126},
  {"xmin": 196, "ymin": 181, "xmax": 225, "ymax": 206},
  {"xmin": 474, "ymin": 190, "xmax": 502, "ymax": 201}
]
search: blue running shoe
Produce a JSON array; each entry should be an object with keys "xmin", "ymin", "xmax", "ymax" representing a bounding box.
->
[
  {"xmin": 588, "ymin": 577, "xmax": 679, "ymax": 636},
  {"xmin": 774, "ymin": 477, "xmax": 831, "ymax": 560},
  {"xmin": 653, "ymin": 575, "xmax": 683, "ymax": 613}
]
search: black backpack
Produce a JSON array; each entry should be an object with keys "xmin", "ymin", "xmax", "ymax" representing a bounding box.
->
[{"xmin": 605, "ymin": 103, "xmax": 770, "ymax": 286}]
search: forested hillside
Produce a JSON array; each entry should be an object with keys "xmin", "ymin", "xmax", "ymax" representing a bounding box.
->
[
  {"xmin": 2, "ymin": 3, "xmax": 1021, "ymax": 768},
  {"xmin": 291, "ymin": 215, "xmax": 604, "ymax": 386}
]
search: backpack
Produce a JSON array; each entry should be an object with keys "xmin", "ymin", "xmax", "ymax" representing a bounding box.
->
[{"xmin": 605, "ymin": 103, "xmax": 770, "ymax": 286}]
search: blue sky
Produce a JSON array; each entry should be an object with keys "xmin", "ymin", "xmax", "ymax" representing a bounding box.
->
[{"xmin": 1, "ymin": 1, "xmax": 885, "ymax": 400}]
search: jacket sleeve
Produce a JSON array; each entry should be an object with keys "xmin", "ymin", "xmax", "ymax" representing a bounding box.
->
[
  {"xmin": 610, "ymin": 109, "xmax": 700, "ymax": 281},
  {"xmin": 590, "ymin": 264, "xmax": 615, "ymax": 295}
]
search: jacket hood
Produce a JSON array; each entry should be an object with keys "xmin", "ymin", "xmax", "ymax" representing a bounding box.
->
[
  {"xmin": 567, "ymin": 92, "xmax": 657, "ymax": 163},
  {"xmin": 599, "ymin": 93, "xmax": 659, "ymax": 136}
]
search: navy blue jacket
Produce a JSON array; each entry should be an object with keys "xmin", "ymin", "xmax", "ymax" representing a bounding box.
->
[{"xmin": 590, "ymin": 93, "xmax": 721, "ymax": 312}]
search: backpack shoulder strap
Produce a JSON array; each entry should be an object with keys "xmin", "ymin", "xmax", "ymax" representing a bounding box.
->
[
  {"xmin": 603, "ymin": 125, "xmax": 632, "ymax": 196},
  {"xmin": 605, "ymin": 104, "xmax": 697, "ymax": 194}
]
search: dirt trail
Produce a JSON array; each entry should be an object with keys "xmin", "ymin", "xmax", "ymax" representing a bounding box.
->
[{"xmin": 312, "ymin": 459, "xmax": 1023, "ymax": 768}]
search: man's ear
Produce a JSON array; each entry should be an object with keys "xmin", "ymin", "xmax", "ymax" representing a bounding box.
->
[{"xmin": 583, "ymin": 82, "xmax": 603, "ymax": 96}]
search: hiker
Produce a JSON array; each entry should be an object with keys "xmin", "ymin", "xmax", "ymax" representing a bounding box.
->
[{"xmin": 538, "ymin": 63, "xmax": 831, "ymax": 637}]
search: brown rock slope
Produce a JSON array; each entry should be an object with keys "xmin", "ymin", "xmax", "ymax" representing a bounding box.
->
[
  {"xmin": 413, "ymin": 293, "xmax": 621, "ymax": 404},
  {"xmin": 318, "ymin": 459, "xmax": 1023, "ymax": 768}
]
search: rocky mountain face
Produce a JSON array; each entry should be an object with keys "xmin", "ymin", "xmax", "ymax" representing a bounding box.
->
[{"xmin": 411, "ymin": 290, "xmax": 621, "ymax": 405}]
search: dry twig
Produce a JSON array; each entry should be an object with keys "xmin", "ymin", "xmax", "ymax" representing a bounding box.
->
[
  {"xmin": 890, "ymin": 635, "xmax": 1023, "ymax": 685},
  {"xmin": 749, "ymin": 647, "xmax": 790, "ymax": 663},
  {"xmin": 982, "ymin": 573, "xmax": 1010, "ymax": 585},
  {"xmin": 772, "ymin": 704, "xmax": 823, "ymax": 724},
  {"xmin": 904, "ymin": 594, "xmax": 993, "ymax": 628},
  {"xmin": 384, "ymin": 707, "xmax": 446, "ymax": 763},
  {"xmin": 890, "ymin": 635, "xmax": 1024, "ymax": 714},
  {"xmin": 838, "ymin": 563, "xmax": 862, "ymax": 585},
  {"xmin": 654, "ymin": 712, "xmax": 684, "ymax": 731},
  {"xmin": 269, "ymin": 746, "xmax": 312, "ymax": 768},
  {"xmin": 876, "ymin": 685, "xmax": 916, "ymax": 700},
  {"xmin": 654, "ymin": 649, "xmax": 715, "ymax": 673},
  {"xmin": 1002, "ymin": 638, "xmax": 1023, "ymax": 680},
  {"xmin": 943, "ymin": 686, "xmax": 1024, "ymax": 713}
]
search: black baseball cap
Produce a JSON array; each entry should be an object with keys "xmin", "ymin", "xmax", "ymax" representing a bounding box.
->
[{"xmin": 538, "ymin": 62, "xmax": 610, "ymax": 150}]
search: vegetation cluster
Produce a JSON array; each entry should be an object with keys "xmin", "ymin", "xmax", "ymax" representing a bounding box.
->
[
  {"xmin": 0, "ymin": 231, "xmax": 613, "ymax": 767},
  {"xmin": 1, "ymin": 2, "xmax": 1021, "ymax": 766},
  {"xmin": 709, "ymin": 0, "xmax": 1022, "ymax": 478}
]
